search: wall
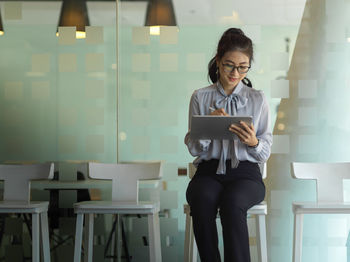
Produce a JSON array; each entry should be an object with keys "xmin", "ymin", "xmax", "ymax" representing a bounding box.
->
[
  {"xmin": 0, "ymin": 3, "xmax": 117, "ymax": 164},
  {"xmin": 4, "ymin": 0, "xmax": 348, "ymax": 261}
]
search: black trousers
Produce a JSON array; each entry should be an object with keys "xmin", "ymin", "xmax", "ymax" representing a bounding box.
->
[{"xmin": 186, "ymin": 160, "xmax": 265, "ymax": 262}]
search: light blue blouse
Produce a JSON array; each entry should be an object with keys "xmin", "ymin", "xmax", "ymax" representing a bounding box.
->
[{"xmin": 184, "ymin": 81, "xmax": 272, "ymax": 174}]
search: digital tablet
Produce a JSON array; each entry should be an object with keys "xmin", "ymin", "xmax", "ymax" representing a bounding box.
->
[{"xmin": 189, "ymin": 115, "xmax": 253, "ymax": 140}]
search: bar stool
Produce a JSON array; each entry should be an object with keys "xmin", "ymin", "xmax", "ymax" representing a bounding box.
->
[
  {"xmin": 73, "ymin": 161, "xmax": 163, "ymax": 262},
  {"xmin": 184, "ymin": 162, "xmax": 268, "ymax": 262},
  {"xmin": 291, "ymin": 162, "xmax": 350, "ymax": 262},
  {"xmin": 0, "ymin": 163, "xmax": 54, "ymax": 262}
]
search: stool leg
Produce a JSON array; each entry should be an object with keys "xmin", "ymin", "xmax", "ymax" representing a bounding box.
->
[
  {"xmin": 190, "ymin": 219, "xmax": 198, "ymax": 262},
  {"xmin": 117, "ymin": 215, "xmax": 122, "ymax": 262},
  {"xmin": 32, "ymin": 213, "xmax": 40, "ymax": 262},
  {"xmin": 293, "ymin": 213, "xmax": 303, "ymax": 262},
  {"xmin": 148, "ymin": 213, "xmax": 162, "ymax": 262},
  {"xmin": 104, "ymin": 215, "xmax": 118, "ymax": 262},
  {"xmin": 74, "ymin": 213, "xmax": 84, "ymax": 262},
  {"xmin": 40, "ymin": 212, "xmax": 51, "ymax": 262},
  {"xmin": 184, "ymin": 204, "xmax": 197, "ymax": 262},
  {"xmin": 255, "ymin": 214, "xmax": 267, "ymax": 262},
  {"xmin": 184, "ymin": 208, "xmax": 191, "ymax": 262},
  {"xmin": 84, "ymin": 214, "xmax": 94, "ymax": 262}
]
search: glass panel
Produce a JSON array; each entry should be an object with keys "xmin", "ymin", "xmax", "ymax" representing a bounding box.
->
[
  {"xmin": 0, "ymin": 2, "xmax": 117, "ymax": 164},
  {"xmin": 0, "ymin": 2, "xmax": 116, "ymax": 260},
  {"xmin": 2, "ymin": 0, "xmax": 350, "ymax": 260},
  {"xmin": 270, "ymin": 0, "xmax": 350, "ymax": 260}
]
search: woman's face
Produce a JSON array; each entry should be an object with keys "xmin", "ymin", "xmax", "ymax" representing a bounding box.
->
[{"xmin": 217, "ymin": 51, "xmax": 250, "ymax": 90}]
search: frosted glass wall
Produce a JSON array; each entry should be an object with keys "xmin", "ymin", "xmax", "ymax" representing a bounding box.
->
[
  {"xmin": 268, "ymin": 0, "xmax": 350, "ymax": 261},
  {"xmin": 4, "ymin": 0, "xmax": 350, "ymax": 261},
  {"xmin": 0, "ymin": 2, "xmax": 117, "ymax": 164},
  {"xmin": 0, "ymin": 2, "xmax": 117, "ymax": 260}
]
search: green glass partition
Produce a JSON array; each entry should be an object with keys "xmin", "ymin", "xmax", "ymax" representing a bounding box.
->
[{"xmin": 2, "ymin": 0, "xmax": 350, "ymax": 261}]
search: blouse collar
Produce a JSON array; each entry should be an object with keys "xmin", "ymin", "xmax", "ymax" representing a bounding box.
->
[{"xmin": 216, "ymin": 80, "xmax": 244, "ymax": 97}]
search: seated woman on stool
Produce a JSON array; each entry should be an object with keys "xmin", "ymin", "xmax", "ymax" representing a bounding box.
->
[{"xmin": 184, "ymin": 28, "xmax": 272, "ymax": 262}]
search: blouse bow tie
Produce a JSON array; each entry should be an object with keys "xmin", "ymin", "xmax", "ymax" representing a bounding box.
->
[
  {"xmin": 214, "ymin": 93, "xmax": 248, "ymax": 114},
  {"xmin": 214, "ymin": 89, "xmax": 248, "ymax": 174}
]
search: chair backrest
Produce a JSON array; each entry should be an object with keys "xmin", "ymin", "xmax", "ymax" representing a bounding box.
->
[
  {"xmin": 88, "ymin": 161, "xmax": 163, "ymax": 202},
  {"xmin": 260, "ymin": 162, "xmax": 267, "ymax": 179},
  {"xmin": 0, "ymin": 163, "xmax": 54, "ymax": 201},
  {"xmin": 291, "ymin": 162, "xmax": 350, "ymax": 202},
  {"xmin": 188, "ymin": 162, "xmax": 267, "ymax": 179},
  {"xmin": 53, "ymin": 161, "xmax": 89, "ymax": 181},
  {"xmin": 188, "ymin": 163, "xmax": 196, "ymax": 179}
]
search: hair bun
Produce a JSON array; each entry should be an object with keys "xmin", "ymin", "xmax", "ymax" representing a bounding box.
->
[{"xmin": 225, "ymin": 28, "xmax": 244, "ymax": 36}]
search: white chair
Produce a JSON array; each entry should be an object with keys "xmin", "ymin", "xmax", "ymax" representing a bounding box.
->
[
  {"xmin": 184, "ymin": 163, "xmax": 268, "ymax": 262},
  {"xmin": 0, "ymin": 163, "xmax": 54, "ymax": 262},
  {"xmin": 291, "ymin": 162, "xmax": 350, "ymax": 262},
  {"xmin": 73, "ymin": 161, "xmax": 163, "ymax": 262}
]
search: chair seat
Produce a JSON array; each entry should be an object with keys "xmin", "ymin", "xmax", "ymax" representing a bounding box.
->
[
  {"xmin": 74, "ymin": 200, "xmax": 160, "ymax": 214},
  {"xmin": 0, "ymin": 201, "xmax": 49, "ymax": 213},
  {"xmin": 183, "ymin": 201, "xmax": 267, "ymax": 216},
  {"xmin": 293, "ymin": 201, "xmax": 350, "ymax": 214},
  {"xmin": 248, "ymin": 202, "xmax": 267, "ymax": 215}
]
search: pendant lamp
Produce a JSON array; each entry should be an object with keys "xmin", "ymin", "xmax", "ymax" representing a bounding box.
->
[
  {"xmin": 145, "ymin": 0, "xmax": 177, "ymax": 35},
  {"xmin": 56, "ymin": 0, "xmax": 90, "ymax": 39},
  {"xmin": 0, "ymin": 9, "xmax": 4, "ymax": 36}
]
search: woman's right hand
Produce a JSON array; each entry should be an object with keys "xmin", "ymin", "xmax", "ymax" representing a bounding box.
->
[{"xmin": 210, "ymin": 108, "xmax": 229, "ymax": 116}]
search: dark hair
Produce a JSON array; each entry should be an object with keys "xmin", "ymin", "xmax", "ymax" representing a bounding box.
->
[{"xmin": 208, "ymin": 28, "xmax": 253, "ymax": 87}]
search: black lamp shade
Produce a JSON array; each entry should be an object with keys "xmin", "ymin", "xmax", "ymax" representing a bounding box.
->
[
  {"xmin": 145, "ymin": 0, "xmax": 177, "ymax": 26},
  {"xmin": 0, "ymin": 9, "xmax": 4, "ymax": 36},
  {"xmin": 57, "ymin": 0, "xmax": 90, "ymax": 35}
]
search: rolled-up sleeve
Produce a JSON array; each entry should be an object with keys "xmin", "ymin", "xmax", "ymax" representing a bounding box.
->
[{"xmin": 184, "ymin": 91, "xmax": 211, "ymax": 157}]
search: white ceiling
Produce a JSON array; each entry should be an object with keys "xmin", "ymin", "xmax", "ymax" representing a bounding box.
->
[
  {"xmin": 173, "ymin": 0, "xmax": 306, "ymax": 26},
  {"xmin": 0, "ymin": 0, "xmax": 306, "ymax": 27}
]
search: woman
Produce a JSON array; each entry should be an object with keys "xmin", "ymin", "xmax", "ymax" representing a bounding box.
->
[{"xmin": 184, "ymin": 28, "xmax": 272, "ymax": 262}]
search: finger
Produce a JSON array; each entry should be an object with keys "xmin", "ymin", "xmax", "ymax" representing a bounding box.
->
[
  {"xmin": 229, "ymin": 125, "xmax": 245, "ymax": 135},
  {"xmin": 212, "ymin": 109, "xmax": 222, "ymax": 115},
  {"xmin": 240, "ymin": 122, "xmax": 258, "ymax": 142},
  {"xmin": 241, "ymin": 123, "xmax": 256, "ymax": 139},
  {"xmin": 239, "ymin": 121, "xmax": 254, "ymax": 135},
  {"xmin": 211, "ymin": 110, "xmax": 222, "ymax": 116},
  {"xmin": 229, "ymin": 126, "xmax": 239, "ymax": 135},
  {"xmin": 229, "ymin": 125, "xmax": 240, "ymax": 133},
  {"xmin": 250, "ymin": 123, "xmax": 255, "ymax": 131},
  {"xmin": 218, "ymin": 108, "xmax": 227, "ymax": 114},
  {"xmin": 229, "ymin": 126, "xmax": 246, "ymax": 139},
  {"xmin": 229, "ymin": 129, "xmax": 251, "ymax": 143},
  {"xmin": 250, "ymin": 122, "xmax": 256, "ymax": 132},
  {"xmin": 231, "ymin": 124, "xmax": 250, "ymax": 138},
  {"xmin": 229, "ymin": 127, "xmax": 252, "ymax": 144},
  {"xmin": 235, "ymin": 132, "xmax": 249, "ymax": 144}
]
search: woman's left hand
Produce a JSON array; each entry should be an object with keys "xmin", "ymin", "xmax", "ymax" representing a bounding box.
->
[{"xmin": 229, "ymin": 121, "xmax": 259, "ymax": 147}]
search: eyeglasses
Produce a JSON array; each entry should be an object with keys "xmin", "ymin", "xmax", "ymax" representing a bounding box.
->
[{"xmin": 222, "ymin": 63, "xmax": 251, "ymax": 74}]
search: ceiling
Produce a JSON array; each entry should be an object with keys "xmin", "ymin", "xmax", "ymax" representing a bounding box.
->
[{"xmin": 0, "ymin": 0, "xmax": 307, "ymax": 26}]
